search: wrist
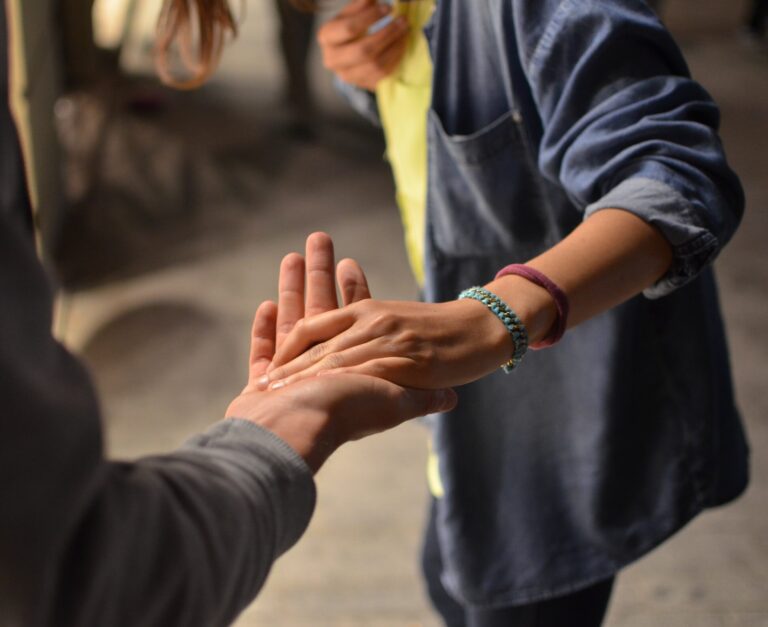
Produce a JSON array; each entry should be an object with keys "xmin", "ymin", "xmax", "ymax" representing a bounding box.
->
[
  {"xmin": 484, "ymin": 275, "xmax": 558, "ymax": 347},
  {"xmin": 232, "ymin": 392, "xmax": 337, "ymax": 473},
  {"xmin": 448, "ymin": 297, "xmax": 522, "ymax": 369}
]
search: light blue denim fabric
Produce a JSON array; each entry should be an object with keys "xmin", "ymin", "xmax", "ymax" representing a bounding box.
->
[{"xmin": 339, "ymin": 0, "xmax": 748, "ymax": 609}]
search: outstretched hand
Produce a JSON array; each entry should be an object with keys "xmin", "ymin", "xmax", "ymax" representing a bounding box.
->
[
  {"xmin": 245, "ymin": 232, "xmax": 373, "ymax": 387},
  {"xmin": 256, "ymin": 295, "xmax": 514, "ymax": 392},
  {"xmin": 227, "ymin": 233, "xmax": 457, "ymax": 472}
]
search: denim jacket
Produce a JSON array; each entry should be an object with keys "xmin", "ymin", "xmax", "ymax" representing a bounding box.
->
[{"xmin": 339, "ymin": 0, "xmax": 748, "ymax": 607}]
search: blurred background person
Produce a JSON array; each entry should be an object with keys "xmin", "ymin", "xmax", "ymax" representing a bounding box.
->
[{"xmin": 274, "ymin": 0, "xmax": 317, "ymax": 136}]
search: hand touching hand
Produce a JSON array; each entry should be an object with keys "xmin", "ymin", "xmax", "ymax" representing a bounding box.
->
[
  {"xmin": 227, "ymin": 233, "xmax": 457, "ymax": 471},
  {"xmin": 318, "ymin": 0, "xmax": 409, "ymax": 91},
  {"xmin": 259, "ymin": 297, "xmax": 516, "ymax": 392}
]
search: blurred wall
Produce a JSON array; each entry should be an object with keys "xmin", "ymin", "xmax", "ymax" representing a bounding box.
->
[{"xmin": 6, "ymin": 0, "xmax": 63, "ymax": 254}]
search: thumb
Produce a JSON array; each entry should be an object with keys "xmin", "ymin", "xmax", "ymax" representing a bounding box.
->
[{"xmin": 400, "ymin": 387, "xmax": 458, "ymax": 418}]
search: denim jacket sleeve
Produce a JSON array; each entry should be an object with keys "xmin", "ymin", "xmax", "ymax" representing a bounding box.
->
[{"xmin": 511, "ymin": 0, "xmax": 744, "ymax": 297}]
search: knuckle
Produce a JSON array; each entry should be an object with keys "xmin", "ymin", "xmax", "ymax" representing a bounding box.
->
[
  {"xmin": 353, "ymin": 298, "xmax": 373, "ymax": 313},
  {"xmin": 371, "ymin": 312, "xmax": 396, "ymax": 334},
  {"xmin": 279, "ymin": 318, "xmax": 302, "ymax": 335},
  {"xmin": 393, "ymin": 331, "xmax": 427, "ymax": 360},
  {"xmin": 371, "ymin": 57, "xmax": 386, "ymax": 72},
  {"xmin": 397, "ymin": 329, "xmax": 419, "ymax": 349},
  {"xmin": 322, "ymin": 353, "xmax": 346, "ymax": 371},
  {"xmin": 359, "ymin": 42, "xmax": 376, "ymax": 58},
  {"xmin": 417, "ymin": 345, "xmax": 437, "ymax": 367},
  {"xmin": 368, "ymin": 360, "xmax": 390, "ymax": 378},
  {"xmin": 307, "ymin": 342, "xmax": 328, "ymax": 362},
  {"xmin": 276, "ymin": 322, "xmax": 296, "ymax": 334},
  {"xmin": 339, "ymin": 22, "xmax": 356, "ymax": 40}
]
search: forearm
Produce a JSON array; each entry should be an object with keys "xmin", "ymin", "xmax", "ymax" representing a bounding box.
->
[
  {"xmin": 260, "ymin": 212, "xmax": 673, "ymax": 389},
  {"xmin": 51, "ymin": 420, "xmax": 315, "ymax": 627},
  {"xmin": 484, "ymin": 209, "xmax": 673, "ymax": 349}
]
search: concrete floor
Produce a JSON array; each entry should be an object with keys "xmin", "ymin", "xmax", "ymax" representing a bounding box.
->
[{"xmin": 55, "ymin": 0, "xmax": 768, "ymax": 625}]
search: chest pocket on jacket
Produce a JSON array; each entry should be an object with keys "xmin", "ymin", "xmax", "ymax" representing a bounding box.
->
[{"xmin": 426, "ymin": 108, "xmax": 549, "ymax": 260}]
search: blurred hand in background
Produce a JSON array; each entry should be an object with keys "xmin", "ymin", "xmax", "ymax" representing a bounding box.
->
[{"xmin": 318, "ymin": 0, "xmax": 409, "ymax": 91}]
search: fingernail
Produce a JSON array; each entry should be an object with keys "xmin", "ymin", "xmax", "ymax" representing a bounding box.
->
[
  {"xmin": 256, "ymin": 375, "xmax": 270, "ymax": 389},
  {"xmin": 270, "ymin": 380, "xmax": 286, "ymax": 390}
]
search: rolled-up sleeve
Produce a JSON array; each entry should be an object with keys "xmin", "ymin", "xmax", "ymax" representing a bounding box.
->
[{"xmin": 513, "ymin": 0, "xmax": 744, "ymax": 297}]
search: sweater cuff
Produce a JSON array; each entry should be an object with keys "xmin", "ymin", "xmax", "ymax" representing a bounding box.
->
[{"xmin": 185, "ymin": 419, "xmax": 316, "ymax": 556}]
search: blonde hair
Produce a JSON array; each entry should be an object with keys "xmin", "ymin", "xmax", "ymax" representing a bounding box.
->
[{"xmin": 155, "ymin": 0, "xmax": 318, "ymax": 89}]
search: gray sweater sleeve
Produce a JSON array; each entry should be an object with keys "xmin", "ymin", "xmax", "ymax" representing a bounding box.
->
[{"xmin": 0, "ymin": 172, "xmax": 316, "ymax": 626}]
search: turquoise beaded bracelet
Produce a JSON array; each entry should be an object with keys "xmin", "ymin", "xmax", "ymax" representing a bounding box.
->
[{"xmin": 458, "ymin": 286, "xmax": 529, "ymax": 373}]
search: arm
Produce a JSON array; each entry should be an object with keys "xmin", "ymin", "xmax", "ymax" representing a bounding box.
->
[
  {"xmin": 511, "ymin": 0, "xmax": 743, "ymax": 297},
  {"xmin": 260, "ymin": 1, "xmax": 743, "ymax": 389},
  {"xmin": 0, "ymin": 221, "xmax": 453, "ymax": 626},
  {"xmin": 261, "ymin": 211, "xmax": 672, "ymax": 389}
]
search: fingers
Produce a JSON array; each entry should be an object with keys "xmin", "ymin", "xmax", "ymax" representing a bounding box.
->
[
  {"xmin": 247, "ymin": 300, "xmax": 278, "ymax": 385},
  {"xmin": 339, "ymin": 376, "xmax": 458, "ymax": 441},
  {"xmin": 264, "ymin": 308, "xmax": 357, "ymax": 378},
  {"xmin": 276, "ymin": 253, "xmax": 306, "ymax": 350},
  {"xmin": 305, "ymin": 232, "xmax": 338, "ymax": 317},
  {"xmin": 337, "ymin": 258, "xmax": 371, "ymax": 305},
  {"xmin": 318, "ymin": 0, "xmax": 409, "ymax": 91},
  {"xmin": 318, "ymin": 1, "xmax": 389, "ymax": 47},
  {"xmin": 322, "ymin": 16, "xmax": 409, "ymax": 71},
  {"xmin": 271, "ymin": 235, "xmax": 369, "ymax": 376},
  {"xmin": 270, "ymin": 343, "xmax": 406, "ymax": 390},
  {"xmin": 334, "ymin": 34, "xmax": 409, "ymax": 90}
]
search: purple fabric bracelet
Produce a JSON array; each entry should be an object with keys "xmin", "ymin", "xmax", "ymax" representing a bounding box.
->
[{"xmin": 494, "ymin": 264, "xmax": 569, "ymax": 349}]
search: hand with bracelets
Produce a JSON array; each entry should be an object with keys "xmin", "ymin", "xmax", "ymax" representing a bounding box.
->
[
  {"xmin": 259, "ymin": 209, "xmax": 673, "ymax": 392},
  {"xmin": 258, "ymin": 265, "xmax": 562, "ymax": 392}
]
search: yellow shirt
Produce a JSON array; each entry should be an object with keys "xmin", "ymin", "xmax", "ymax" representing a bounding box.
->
[
  {"xmin": 376, "ymin": 0, "xmax": 444, "ymax": 498},
  {"xmin": 375, "ymin": 0, "xmax": 435, "ymax": 287}
]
